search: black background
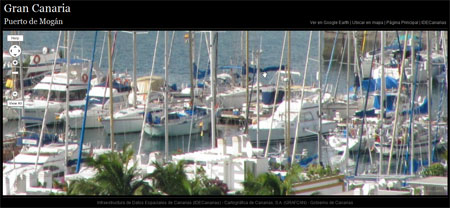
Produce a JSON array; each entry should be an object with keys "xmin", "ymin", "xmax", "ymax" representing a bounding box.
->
[{"xmin": 1, "ymin": 0, "xmax": 449, "ymax": 30}]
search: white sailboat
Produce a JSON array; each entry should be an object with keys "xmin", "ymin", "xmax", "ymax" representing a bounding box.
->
[
  {"xmin": 248, "ymin": 96, "xmax": 337, "ymax": 142},
  {"xmin": 144, "ymin": 105, "xmax": 210, "ymax": 137}
]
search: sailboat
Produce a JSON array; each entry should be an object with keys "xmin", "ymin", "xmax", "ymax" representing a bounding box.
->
[
  {"xmin": 248, "ymin": 95, "xmax": 337, "ymax": 142},
  {"xmin": 57, "ymin": 80, "xmax": 131, "ymax": 128},
  {"xmin": 144, "ymin": 105, "xmax": 210, "ymax": 136}
]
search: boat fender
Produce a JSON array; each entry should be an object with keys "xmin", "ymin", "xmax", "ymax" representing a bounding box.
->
[
  {"xmin": 82, "ymin": 74, "xmax": 89, "ymax": 83},
  {"xmin": 33, "ymin": 55, "xmax": 41, "ymax": 64}
]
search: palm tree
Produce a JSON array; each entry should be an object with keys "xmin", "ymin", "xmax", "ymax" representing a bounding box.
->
[
  {"xmin": 68, "ymin": 144, "xmax": 155, "ymax": 195},
  {"xmin": 149, "ymin": 160, "xmax": 192, "ymax": 195},
  {"xmin": 242, "ymin": 164, "xmax": 303, "ymax": 195},
  {"xmin": 150, "ymin": 161, "xmax": 229, "ymax": 195}
]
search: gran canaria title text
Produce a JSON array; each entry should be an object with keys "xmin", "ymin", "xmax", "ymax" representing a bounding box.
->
[{"xmin": 4, "ymin": 3, "xmax": 70, "ymax": 13}]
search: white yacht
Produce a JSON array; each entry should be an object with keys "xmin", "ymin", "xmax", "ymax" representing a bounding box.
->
[
  {"xmin": 2, "ymin": 131, "xmax": 87, "ymax": 195},
  {"xmin": 9, "ymin": 71, "xmax": 89, "ymax": 125},
  {"xmin": 57, "ymin": 84, "xmax": 130, "ymax": 128}
]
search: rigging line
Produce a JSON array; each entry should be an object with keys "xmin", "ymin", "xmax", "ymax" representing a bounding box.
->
[
  {"xmin": 291, "ymin": 31, "xmax": 313, "ymax": 166},
  {"xmin": 264, "ymin": 31, "xmax": 287, "ymax": 158},
  {"xmin": 138, "ymin": 31, "xmax": 160, "ymax": 156},
  {"xmin": 403, "ymin": 31, "xmax": 422, "ymax": 175},
  {"xmin": 35, "ymin": 31, "xmax": 63, "ymax": 172},
  {"xmin": 333, "ymin": 35, "xmax": 348, "ymax": 98},
  {"xmin": 76, "ymin": 31, "xmax": 98, "ymax": 173},
  {"xmin": 354, "ymin": 31, "xmax": 377, "ymax": 176},
  {"xmin": 69, "ymin": 31, "xmax": 76, "ymax": 55},
  {"xmin": 188, "ymin": 32, "xmax": 196, "ymax": 152},
  {"xmin": 323, "ymin": 31, "xmax": 339, "ymax": 96},
  {"xmin": 101, "ymin": 31, "xmax": 118, "ymax": 110},
  {"xmin": 387, "ymin": 31, "xmax": 409, "ymax": 175},
  {"xmin": 99, "ymin": 32, "xmax": 107, "ymax": 69},
  {"xmin": 432, "ymin": 76, "xmax": 445, "ymax": 162}
]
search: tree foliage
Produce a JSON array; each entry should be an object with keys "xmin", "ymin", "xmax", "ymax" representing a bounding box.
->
[{"xmin": 68, "ymin": 144, "xmax": 155, "ymax": 195}]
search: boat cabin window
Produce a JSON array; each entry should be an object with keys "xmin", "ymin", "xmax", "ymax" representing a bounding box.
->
[
  {"xmin": 300, "ymin": 112, "xmax": 314, "ymax": 122},
  {"xmin": 44, "ymin": 165, "xmax": 59, "ymax": 171},
  {"xmin": 89, "ymin": 96, "xmax": 108, "ymax": 105},
  {"xmin": 69, "ymin": 89, "xmax": 87, "ymax": 101},
  {"xmin": 32, "ymin": 89, "xmax": 86, "ymax": 101}
]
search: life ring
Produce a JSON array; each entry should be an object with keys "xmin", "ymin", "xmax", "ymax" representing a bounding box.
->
[
  {"xmin": 33, "ymin": 55, "xmax": 41, "ymax": 64},
  {"xmin": 115, "ymin": 77, "xmax": 122, "ymax": 84},
  {"xmin": 82, "ymin": 74, "xmax": 89, "ymax": 83}
]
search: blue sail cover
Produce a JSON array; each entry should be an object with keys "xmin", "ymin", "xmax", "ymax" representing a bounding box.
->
[
  {"xmin": 354, "ymin": 109, "xmax": 377, "ymax": 118},
  {"xmin": 351, "ymin": 76, "xmax": 398, "ymax": 93},
  {"xmin": 401, "ymin": 97, "xmax": 428, "ymax": 115},
  {"xmin": 261, "ymin": 89, "xmax": 285, "ymax": 105},
  {"xmin": 260, "ymin": 65, "xmax": 286, "ymax": 72},
  {"xmin": 16, "ymin": 132, "xmax": 58, "ymax": 146},
  {"xmin": 95, "ymin": 80, "xmax": 132, "ymax": 92},
  {"xmin": 373, "ymin": 94, "xmax": 397, "ymax": 112},
  {"xmin": 193, "ymin": 63, "xmax": 210, "ymax": 79}
]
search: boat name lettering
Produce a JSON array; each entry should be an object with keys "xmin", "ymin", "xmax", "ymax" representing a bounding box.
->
[{"xmin": 4, "ymin": 4, "xmax": 71, "ymax": 13}]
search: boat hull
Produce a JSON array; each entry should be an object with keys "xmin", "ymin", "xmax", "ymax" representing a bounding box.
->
[
  {"xmin": 144, "ymin": 116, "xmax": 210, "ymax": 137},
  {"xmin": 102, "ymin": 116, "xmax": 144, "ymax": 134},
  {"xmin": 248, "ymin": 120, "xmax": 337, "ymax": 142}
]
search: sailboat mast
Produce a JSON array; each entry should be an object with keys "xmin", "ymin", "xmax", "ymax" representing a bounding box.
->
[
  {"xmin": 379, "ymin": 31, "xmax": 385, "ymax": 175},
  {"xmin": 410, "ymin": 31, "xmax": 416, "ymax": 175},
  {"xmin": 64, "ymin": 31, "xmax": 71, "ymax": 173},
  {"xmin": 318, "ymin": 31, "xmax": 323, "ymax": 165},
  {"xmin": 108, "ymin": 31, "xmax": 115, "ymax": 152},
  {"xmin": 346, "ymin": 31, "xmax": 351, "ymax": 175},
  {"xmin": 256, "ymin": 47, "xmax": 261, "ymax": 149},
  {"xmin": 210, "ymin": 31, "xmax": 218, "ymax": 148},
  {"xmin": 137, "ymin": 31, "xmax": 160, "ymax": 156},
  {"xmin": 264, "ymin": 32, "xmax": 287, "ymax": 158},
  {"xmin": 291, "ymin": 31, "xmax": 313, "ymax": 166},
  {"xmin": 189, "ymin": 31, "xmax": 194, "ymax": 106},
  {"xmin": 427, "ymin": 31, "xmax": 432, "ymax": 166},
  {"xmin": 164, "ymin": 31, "xmax": 169, "ymax": 160},
  {"xmin": 245, "ymin": 31, "xmax": 250, "ymax": 134},
  {"xmin": 286, "ymin": 31, "xmax": 291, "ymax": 158},
  {"xmin": 35, "ymin": 31, "xmax": 63, "ymax": 171},
  {"xmin": 387, "ymin": 31, "xmax": 409, "ymax": 175},
  {"xmin": 76, "ymin": 31, "xmax": 98, "ymax": 173},
  {"xmin": 133, "ymin": 31, "xmax": 137, "ymax": 108},
  {"xmin": 17, "ymin": 31, "xmax": 25, "ymax": 130}
]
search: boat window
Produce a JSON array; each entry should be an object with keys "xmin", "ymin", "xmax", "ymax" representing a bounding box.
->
[
  {"xmin": 44, "ymin": 166, "xmax": 59, "ymax": 171},
  {"xmin": 300, "ymin": 112, "xmax": 314, "ymax": 122},
  {"xmin": 32, "ymin": 89, "xmax": 49, "ymax": 100},
  {"xmin": 69, "ymin": 89, "xmax": 87, "ymax": 101},
  {"xmin": 89, "ymin": 96, "xmax": 108, "ymax": 105}
]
